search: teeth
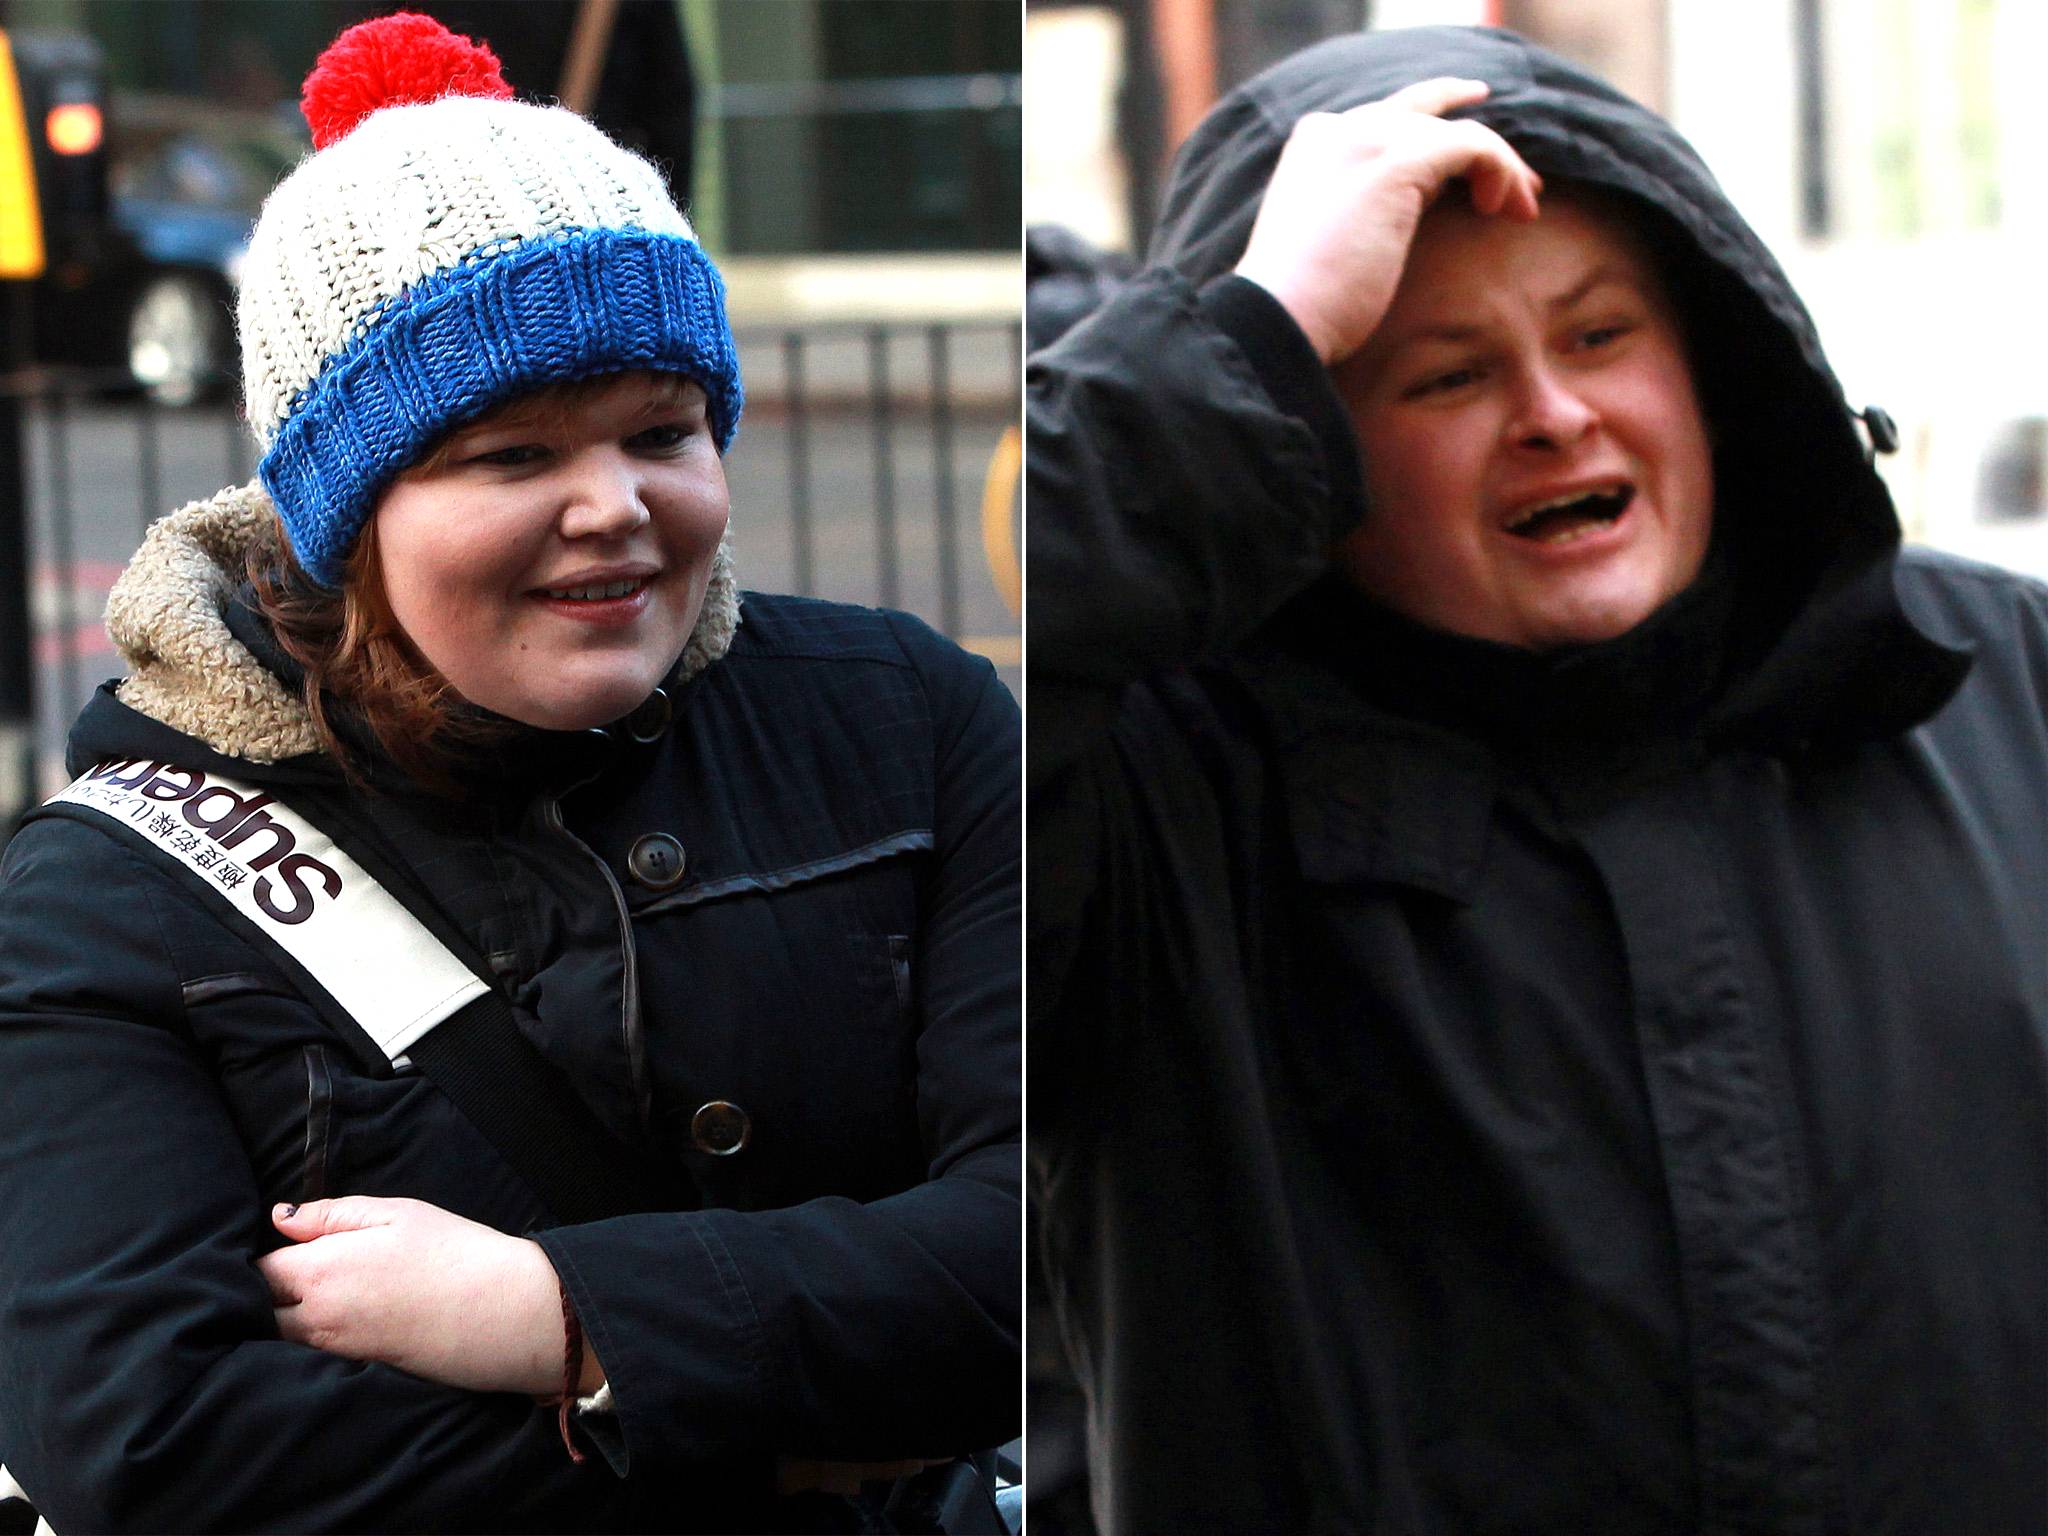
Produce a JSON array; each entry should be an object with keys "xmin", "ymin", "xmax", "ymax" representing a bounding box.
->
[
  {"xmin": 1506, "ymin": 485, "xmax": 1631, "ymax": 534},
  {"xmin": 1529, "ymin": 520, "xmax": 1606, "ymax": 545},
  {"xmin": 544, "ymin": 578, "xmax": 643, "ymax": 601}
]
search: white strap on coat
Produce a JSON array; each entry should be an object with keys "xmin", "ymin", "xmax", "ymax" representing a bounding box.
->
[{"xmin": 48, "ymin": 758, "xmax": 489, "ymax": 1066}]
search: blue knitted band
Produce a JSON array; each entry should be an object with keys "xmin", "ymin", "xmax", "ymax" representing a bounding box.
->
[{"xmin": 258, "ymin": 227, "xmax": 744, "ymax": 587}]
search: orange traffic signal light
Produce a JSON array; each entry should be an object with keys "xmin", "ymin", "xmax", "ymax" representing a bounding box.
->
[{"xmin": 44, "ymin": 101, "xmax": 100, "ymax": 157}]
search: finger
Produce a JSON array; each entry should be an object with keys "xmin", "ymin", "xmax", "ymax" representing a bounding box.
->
[
  {"xmin": 1486, "ymin": 157, "xmax": 1545, "ymax": 222},
  {"xmin": 274, "ymin": 1195, "xmax": 400, "ymax": 1240},
  {"xmin": 1430, "ymin": 120, "xmax": 1542, "ymax": 218},
  {"xmin": 254, "ymin": 1250, "xmax": 303, "ymax": 1306},
  {"xmin": 1466, "ymin": 158, "xmax": 1510, "ymax": 216},
  {"xmin": 1377, "ymin": 75, "xmax": 1490, "ymax": 118},
  {"xmin": 1464, "ymin": 150, "xmax": 1541, "ymax": 219},
  {"xmin": 273, "ymin": 1304, "xmax": 314, "ymax": 1346}
]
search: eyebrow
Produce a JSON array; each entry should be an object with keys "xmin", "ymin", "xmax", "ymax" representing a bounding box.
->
[
  {"xmin": 1394, "ymin": 265, "xmax": 1639, "ymax": 349},
  {"xmin": 1543, "ymin": 264, "xmax": 1638, "ymax": 312}
]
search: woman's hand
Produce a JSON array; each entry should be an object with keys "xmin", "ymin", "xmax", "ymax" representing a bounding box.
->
[
  {"xmin": 1234, "ymin": 77, "xmax": 1544, "ymax": 366},
  {"xmin": 258, "ymin": 1196, "xmax": 602, "ymax": 1397}
]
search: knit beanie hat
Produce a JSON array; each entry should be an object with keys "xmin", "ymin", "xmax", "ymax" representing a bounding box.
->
[{"xmin": 238, "ymin": 11, "xmax": 742, "ymax": 587}]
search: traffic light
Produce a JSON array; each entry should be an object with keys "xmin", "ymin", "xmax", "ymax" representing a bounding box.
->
[{"xmin": 1, "ymin": 28, "xmax": 110, "ymax": 288}]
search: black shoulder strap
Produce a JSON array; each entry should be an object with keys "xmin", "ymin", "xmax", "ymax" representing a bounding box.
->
[
  {"xmin": 404, "ymin": 989, "xmax": 669, "ymax": 1225},
  {"xmin": 46, "ymin": 761, "xmax": 670, "ymax": 1227}
]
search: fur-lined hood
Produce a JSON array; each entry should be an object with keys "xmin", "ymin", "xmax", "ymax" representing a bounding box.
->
[{"xmin": 104, "ymin": 478, "xmax": 741, "ymax": 764}]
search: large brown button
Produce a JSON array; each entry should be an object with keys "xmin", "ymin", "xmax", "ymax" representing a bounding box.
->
[
  {"xmin": 690, "ymin": 1100, "xmax": 751, "ymax": 1156},
  {"xmin": 626, "ymin": 832, "xmax": 686, "ymax": 890},
  {"xmin": 625, "ymin": 687, "xmax": 671, "ymax": 744}
]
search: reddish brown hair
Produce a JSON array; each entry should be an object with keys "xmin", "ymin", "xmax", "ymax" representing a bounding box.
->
[{"xmin": 251, "ymin": 510, "xmax": 510, "ymax": 795}]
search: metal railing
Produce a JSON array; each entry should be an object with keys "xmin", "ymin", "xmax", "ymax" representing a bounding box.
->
[
  {"xmin": 742, "ymin": 319, "xmax": 1021, "ymax": 639},
  {"xmin": 0, "ymin": 315, "xmax": 1020, "ymax": 830}
]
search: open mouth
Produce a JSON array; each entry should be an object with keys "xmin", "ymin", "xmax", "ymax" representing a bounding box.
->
[
  {"xmin": 538, "ymin": 577, "xmax": 649, "ymax": 602},
  {"xmin": 1504, "ymin": 483, "xmax": 1635, "ymax": 544}
]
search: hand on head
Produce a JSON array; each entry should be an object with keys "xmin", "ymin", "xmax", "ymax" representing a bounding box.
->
[{"xmin": 1234, "ymin": 78, "xmax": 1544, "ymax": 367}]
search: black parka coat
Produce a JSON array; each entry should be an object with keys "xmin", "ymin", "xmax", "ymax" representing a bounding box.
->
[
  {"xmin": 1029, "ymin": 26, "xmax": 2046, "ymax": 1536},
  {"xmin": 0, "ymin": 491, "xmax": 1021, "ymax": 1532}
]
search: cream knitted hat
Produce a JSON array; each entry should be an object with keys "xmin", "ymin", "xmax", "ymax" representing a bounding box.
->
[{"xmin": 238, "ymin": 12, "xmax": 741, "ymax": 586}]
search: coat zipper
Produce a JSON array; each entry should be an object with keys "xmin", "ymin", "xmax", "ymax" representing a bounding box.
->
[
  {"xmin": 543, "ymin": 794, "xmax": 652, "ymax": 1137},
  {"xmin": 300, "ymin": 1043, "xmax": 334, "ymax": 1205}
]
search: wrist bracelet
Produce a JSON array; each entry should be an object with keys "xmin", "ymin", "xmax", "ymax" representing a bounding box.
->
[{"xmin": 555, "ymin": 1277, "xmax": 588, "ymax": 1465}]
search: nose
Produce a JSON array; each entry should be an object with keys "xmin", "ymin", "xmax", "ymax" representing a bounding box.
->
[
  {"xmin": 557, "ymin": 448, "xmax": 652, "ymax": 540},
  {"xmin": 1507, "ymin": 359, "xmax": 1598, "ymax": 451}
]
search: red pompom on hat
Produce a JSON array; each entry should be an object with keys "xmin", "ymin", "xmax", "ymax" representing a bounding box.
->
[{"xmin": 300, "ymin": 11, "xmax": 514, "ymax": 150}]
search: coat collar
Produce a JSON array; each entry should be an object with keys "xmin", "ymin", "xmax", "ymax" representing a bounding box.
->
[{"xmin": 1228, "ymin": 536, "xmax": 1971, "ymax": 904}]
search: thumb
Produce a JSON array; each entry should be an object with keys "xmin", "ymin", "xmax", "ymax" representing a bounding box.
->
[{"xmin": 273, "ymin": 1195, "xmax": 396, "ymax": 1239}]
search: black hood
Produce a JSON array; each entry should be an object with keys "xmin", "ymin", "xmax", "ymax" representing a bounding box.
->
[{"xmin": 1154, "ymin": 26, "xmax": 1969, "ymax": 748}]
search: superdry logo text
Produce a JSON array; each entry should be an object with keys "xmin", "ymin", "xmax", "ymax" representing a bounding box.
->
[
  {"xmin": 47, "ymin": 761, "xmax": 490, "ymax": 1066},
  {"xmin": 72, "ymin": 759, "xmax": 344, "ymax": 924}
]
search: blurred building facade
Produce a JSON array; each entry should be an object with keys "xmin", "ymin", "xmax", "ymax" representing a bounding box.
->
[
  {"xmin": 0, "ymin": 0, "xmax": 1020, "ymax": 263},
  {"xmin": 0, "ymin": 0, "xmax": 1022, "ymax": 413}
]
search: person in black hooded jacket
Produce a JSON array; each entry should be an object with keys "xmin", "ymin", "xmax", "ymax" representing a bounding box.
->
[{"xmin": 1029, "ymin": 25, "xmax": 2044, "ymax": 1536}]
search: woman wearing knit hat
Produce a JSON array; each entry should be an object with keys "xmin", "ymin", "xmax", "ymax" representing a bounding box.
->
[{"xmin": 0, "ymin": 14, "xmax": 1019, "ymax": 1533}]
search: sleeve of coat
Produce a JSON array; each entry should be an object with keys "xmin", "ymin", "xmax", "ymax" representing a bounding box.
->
[
  {"xmin": 533, "ymin": 620, "xmax": 1021, "ymax": 1469},
  {"xmin": 0, "ymin": 816, "xmax": 655, "ymax": 1535},
  {"xmin": 1026, "ymin": 269, "xmax": 1366, "ymax": 1051}
]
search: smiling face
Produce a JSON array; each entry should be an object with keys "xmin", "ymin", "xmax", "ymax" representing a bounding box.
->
[
  {"xmin": 371, "ymin": 370, "xmax": 730, "ymax": 731},
  {"xmin": 1332, "ymin": 192, "xmax": 1715, "ymax": 650}
]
